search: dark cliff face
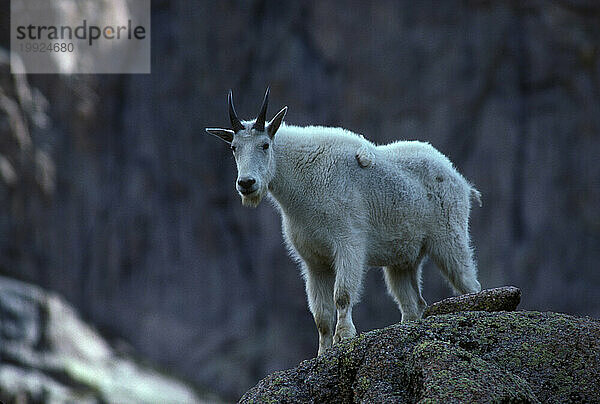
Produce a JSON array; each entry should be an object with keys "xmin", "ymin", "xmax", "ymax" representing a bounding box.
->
[{"xmin": 1, "ymin": 1, "xmax": 600, "ymax": 400}]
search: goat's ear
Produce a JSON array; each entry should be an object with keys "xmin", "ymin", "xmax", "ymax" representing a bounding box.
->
[
  {"xmin": 205, "ymin": 128, "xmax": 234, "ymax": 144},
  {"xmin": 267, "ymin": 106, "xmax": 287, "ymax": 139}
]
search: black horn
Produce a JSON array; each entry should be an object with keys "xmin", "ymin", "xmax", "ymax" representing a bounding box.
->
[
  {"xmin": 253, "ymin": 87, "xmax": 270, "ymax": 132},
  {"xmin": 228, "ymin": 90, "xmax": 244, "ymax": 133}
]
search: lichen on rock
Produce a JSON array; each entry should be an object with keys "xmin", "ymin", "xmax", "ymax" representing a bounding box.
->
[{"xmin": 240, "ymin": 290, "xmax": 600, "ymax": 403}]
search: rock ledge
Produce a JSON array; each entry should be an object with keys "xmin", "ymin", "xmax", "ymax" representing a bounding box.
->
[
  {"xmin": 240, "ymin": 289, "xmax": 599, "ymax": 403},
  {"xmin": 423, "ymin": 286, "xmax": 521, "ymax": 317}
]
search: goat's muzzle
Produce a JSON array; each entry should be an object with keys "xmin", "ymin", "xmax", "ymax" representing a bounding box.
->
[{"xmin": 237, "ymin": 177, "xmax": 257, "ymax": 195}]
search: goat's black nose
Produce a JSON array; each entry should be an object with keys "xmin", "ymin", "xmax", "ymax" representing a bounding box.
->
[{"xmin": 238, "ymin": 177, "xmax": 256, "ymax": 189}]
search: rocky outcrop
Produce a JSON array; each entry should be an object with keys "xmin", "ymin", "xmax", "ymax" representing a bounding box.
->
[
  {"xmin": 423, "ymin": 286, "xmax": 521, "ymax": 317},
  {"xmin": 240, "ymin": 288, "xmax": 600, "ymax": 403},
  {"xmin": 0, "ymin": 275, "xmax": 210, "ymax": 404}
]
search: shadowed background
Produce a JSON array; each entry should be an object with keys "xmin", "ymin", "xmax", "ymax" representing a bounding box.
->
[{"xmin": 1, "ymin": 0, "xmax": 599, "ymax": 400}]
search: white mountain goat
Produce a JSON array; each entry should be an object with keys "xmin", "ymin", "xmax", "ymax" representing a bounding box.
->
[{"xmin": 206, "ymin": 89, "xmax": 482, "ymax": 356}]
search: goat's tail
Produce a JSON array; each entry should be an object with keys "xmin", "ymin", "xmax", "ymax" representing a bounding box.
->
[{"xmin": 470, "ymin": 187, "xmax": 482, "ymax": 208}]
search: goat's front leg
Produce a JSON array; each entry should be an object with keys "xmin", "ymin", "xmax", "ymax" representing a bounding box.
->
[
  {"xmin": 332, "ymin": 245, "xmax": 365, "ymax": 345},
  {"xmin": 303, "ymin": 262, "xmax": 336, "ymax": 356}
]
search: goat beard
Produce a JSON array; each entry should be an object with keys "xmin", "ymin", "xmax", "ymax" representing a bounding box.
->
[{"xmin": 240, "ymin": 185, "xmax": 267, "ymax": 208}]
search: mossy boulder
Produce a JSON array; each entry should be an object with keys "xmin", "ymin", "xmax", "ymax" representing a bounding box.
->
[{"xmin": 240, "ymin": 310, "xmax": 600, "ymax": 403}]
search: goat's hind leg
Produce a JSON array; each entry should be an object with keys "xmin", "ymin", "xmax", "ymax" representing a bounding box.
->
[
  {"xmin": 429, "ymin": 232, "xmax": 481, "ymax": 295},
  {"xmin": 303, "ymin": 262, "xmax": 336, "ymax": 356},
  {"xmin": 384, "ymin": 261, "xmax": 427, "ymax": 322}
]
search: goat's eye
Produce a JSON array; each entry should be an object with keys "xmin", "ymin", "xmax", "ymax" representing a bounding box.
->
[
  {"xmin": 231, "ymin": 145, "xmax": 236, "ymax": 152},
  {"xmin": 262, "ymin": 143, "xmax": 269, "ymax": 150}
]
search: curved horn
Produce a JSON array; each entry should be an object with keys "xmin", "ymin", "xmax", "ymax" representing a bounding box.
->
[
  {"xmin": 228, "ymin": 90, "xmax": 244, "ymax": 133},
  {"xmin": 253, "ymin": 87, "xmax": 270, "ymax": 132}
]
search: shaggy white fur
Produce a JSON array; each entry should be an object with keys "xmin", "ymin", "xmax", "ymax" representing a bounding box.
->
[{"xmin": 208, "ymin": 109, "xmax": 482, "ymax": 356}]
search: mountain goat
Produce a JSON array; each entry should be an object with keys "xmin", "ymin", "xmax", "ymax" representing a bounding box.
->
[{"xmin": 206, "ymin": 89, "xmax": 482, "ymax": 356}]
